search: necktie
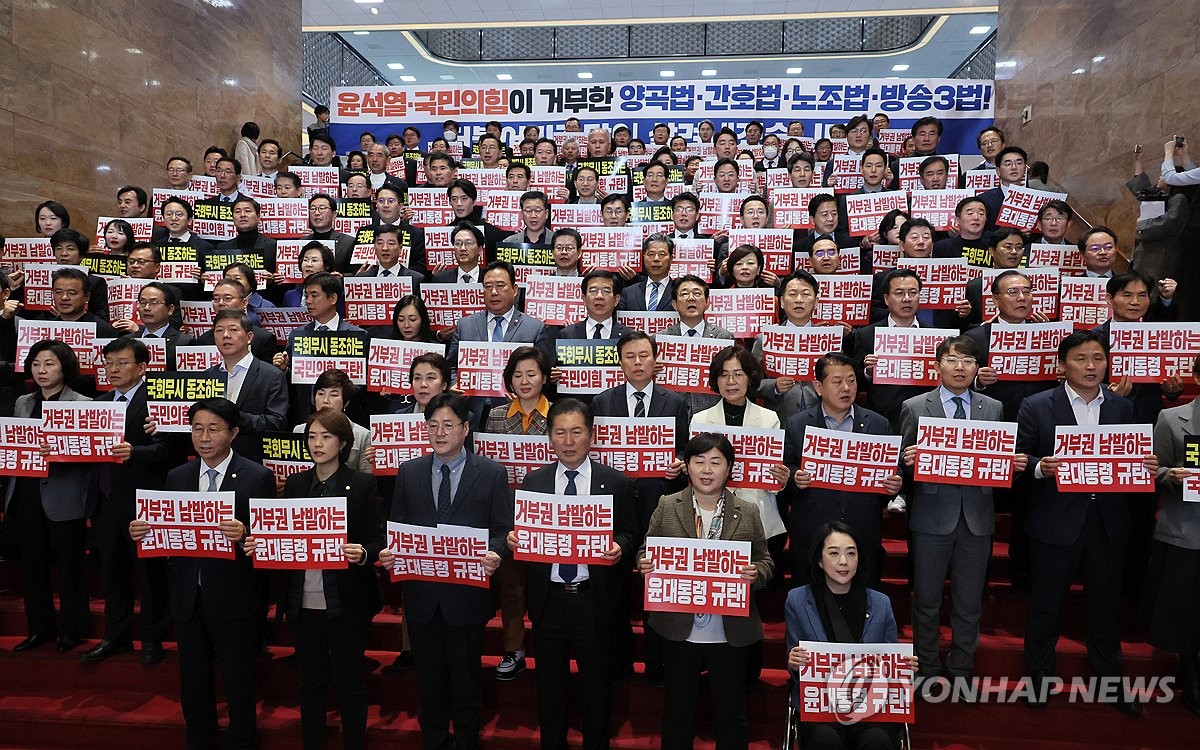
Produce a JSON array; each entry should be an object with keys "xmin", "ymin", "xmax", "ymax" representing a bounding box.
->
[
  {"xmin": 633, "ymin": 391, "xmax": 646, "ymax": 418},
  {"xmin": 593, "ymin": 323, "xmax": 604, "ymax": 339},
  {"xmin": 117, "ymin": 394, "xmax": 127, "ymax": 402},
  {"xmin": 316, "ymin": 324, "xmax": 329, "ymax": 332},
  {"xmin": 205, "ymin": 468, "xmax": 219, "ymax": 492},
  {"xmin": 648, "ymin": 281, "xmax": 661, "ymax": 310},
  {"xmin": 953, "ymin": 396, "xmax": 967, "ymax": 420},
  {"xmin": 143, "ymin": 331, "xmax": 158, "ymax": 338},
  {"xmin": 380, "ymin": 268, "xmax": 392, "ymax": 277},
  {"xmin": 462, "ymin": 274, "xmax": 471, "ymax": 284},
  {"xmin": 559, "ymin": 470, "xmax": 580, "ymax": 583},
  {"xmin": 687, "ymin": 329, "xmax": 698, "ymax": 337},
  {"xmin": 491, "ymin": 315, "xmax": 505, "ymax": 342},
  {"xmin": 437, "ymin": 464, "xmax": 452, "ymax": 521}
]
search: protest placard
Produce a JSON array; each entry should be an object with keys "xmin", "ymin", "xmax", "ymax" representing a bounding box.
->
[
  {"xmin": 145, "ymin": 373, "xmax": 226, "ymax": 432},
  {"xmin": 0, "ymin": 417, "xmax": 48, "ymax": 478},
  {"xmin": 800, "ymin": 426, "xmax": 902, "ymax": 493},
  {"xmin": 370, "ymin": 414, "xmax": 429, "ymax": 475},
  {"xmin": 473, "ymin": 433, "xmax": 554, "ymax": 489},
  {"xmin": 250, "ymin": 497, "xmax": 347, "ymax": 569},
  {"xmin": 456, "ymin": 342, "xmax": 526, "ymax": 397},
  {"xmin": 513, "ymin": 490, "xmax": 614, "ymax": 564},
  {"xmin": 1054, "ymin": 425, "xmax": 1154, "ymax": 493},
  {"xmin": 385, "ymin": 522, "xmax": 490, "ymax": 588},
  {"xmin": 643, "ymin": 537, "xmax": 752, "ymax": 616},
  {"xmin": 42, "ymin": 401, "xmax": 125, "ymax": 463},
  {"xmin": 796, "ymin": 642, "xmax": 916, "ymax": 724},
  {"xmin": 655, "ymin": 334, "xmax": 735, "ymax": 394},
  {"xmin": 760, "ymin": 325, "xmax": 846, "ymax": 379},
  {"xmin": 590, "ymin": 417, "xmax": 677, "ymax": 477},
  {"xmin": 689, "ymin": 424, "xmax": 785, "ymax": 491},
  {"xmin": 135, "ymin": 490, "xmax": 236, "ymax": 559},
  {"xmin": 872, "ymin": 327, "xmax": 959, "ymax": 386},
  {"xmin": 987, "ymin": 321, "xmax": 1072, "ymax": 381},
  {"xmin": 1108, "ymin": 322, "xmax": 1200, "ymax": 383},
  {"xmin": 913, "ymin": 416, "xmax": 1018, "ymax": 487}
]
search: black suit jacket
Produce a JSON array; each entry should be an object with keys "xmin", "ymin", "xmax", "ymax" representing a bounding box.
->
[
  {"xmin": 96, "ymin": 385, "xmax": 170, "ymax": 514},
  {"xmin": 390, "ymin": 451, "xmax": 513, "ymax": 626},
  {"xmin": 202, "ymin": 357, "xmax": 289, "ymax": 459},
  {"xmin": 554, "ymin": 318, "xmax": 634, "ymax": 347},
  {"xmin": 282, "ymin": 466, "xmax": 383, "ymax": 621},
  {"xmin": 619, "ymin": 279, "xmax": 675, "ymax": 312},
  {"xmin": 519, "ymin": 460, "xmax": 637, "ymax": 626},
  {"xmin": 979, "ymin": 186, "xmax": 1004, "ymax": 234},
  {"xmin": 164, "ymin": 453, "xmax": 276, "ymax": 623},
  {"xmin": 135, "ymin": 325, "xmax": 194, "ymax": 370},
  {"xmin": 432, "ymin": 267, "xmax": 483, "ymax": 284},
  {"xmin": 965, "ymin": 322, "xmax": 1056, "ymax": 422},
  {"xmin": 844, "ymin": 322, "xmax": 930, "ymax": 429},
  {"xmin": 1091, "ymin": 318, "xmax": 1181, "ymax": 424},
  {"xmin": 303, "ymin": 230, "xmax": 357, "ymax": 273},
  {"xmin": 151, "ymin": 228, "xmax": 215, "ymax": 253},
  {"xmin": 1016, "ymin": 385, "xmax": 1137, "ymax": 546},
  {"xmin": 794, "ymin": 229, "xmax": 866, "ymax": 275}
]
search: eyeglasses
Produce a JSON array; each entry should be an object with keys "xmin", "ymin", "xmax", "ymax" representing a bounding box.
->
[
  {"xmin": 452, "ymin": 240, "xmax": 478, "ymax": 248},
  {"xmin": 212, "ymin": 294, "xmax": 241, "ymax": 304},
  {"xmin": 552, "ymin": 244, "xmax": 578, "ymax": 252},
  {"xmin": 138, "ymin": 299, "xmax": 167, "ymax": 307},
  {"xmin": 1086, "ymin": 243, "xmax": 1115, "ymax": 253},
  {"xmin": 162, "ymin": 210, "xmax": 187, "ymax": 219},
  {"xmin": 127, "ymin": 258, "xmax": 157, "ymax": 266},
  {"xmin": 888, "ymin": 289, "xmax": 920, "ymax": 299},
  {"xmin": 585, "ymin": 286, "xmax": 615, "ymax": 296},
  {"xmin": 377, "ymin": 197, "xmax": 398, "ymax": 206},
  {"xmin": 812, "ymin": 249, "xmax": 840, "ymax": 258},
  {"xmin": 676, "ymin": 291, "xmax": 705, "ymax": 300},
  {"xmin": 426, "ymin": 420, "xmax": 467, "ymax": 434},
  {"xmin": 215, "ymin": 169, "xmax": 236, "ymax": 176},
  {"xmin": 190, "ymin": 426, "xmax": 229, "ymax": 436},
  {"xmin": 166, "ymin": 168, "xmax": 190, "ymax": 175},
  {"xmin": 996, "ymin": 243, "xmax": 1025, "ymax": 252},
  {"xmin": 979, "ymin": 138, "xmax": 1002, "ymax": 147},
  {"xmin": 941, "ymin": 356, "xmax": 977, "ymax": 367},
  {"xmin": 1000, "ymin": 287, "xmax": 1033, "ymax": 297},
  {"xmin": 522, "ymin": 206, "xmax": 547, "ymax": 214},
  {"xmin": 673, "ymin": 206, "xmax": 697, "ymax": 214}
]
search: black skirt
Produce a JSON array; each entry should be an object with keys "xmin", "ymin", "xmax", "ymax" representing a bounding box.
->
[{"xmin": 1141, "ymin": 539, "xmax": 1200, "ymax": 653}]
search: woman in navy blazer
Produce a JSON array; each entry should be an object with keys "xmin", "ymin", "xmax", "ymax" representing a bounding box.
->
[{"xmin": 785, "ymin": 522, "xmax": 916, "ymax": 750}]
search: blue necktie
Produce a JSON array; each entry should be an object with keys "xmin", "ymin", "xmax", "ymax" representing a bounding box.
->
[
  {"xmin": 648, "ymin": 281, "xmax": 661, "ymax": 310},
  {"xmin": 953, "ymin": 396, "xmax": 967, "ymax": 420},
  {"xmin": 558, "ymin": 470, "xmax": 579, "ymax": 584},
  {"xmin": 491, "ymin": 315, "xmax": 505, "ymax": 342},
  {"xmin": 206, "ymin": 468, "xmax": 219, "ymax": 492}
]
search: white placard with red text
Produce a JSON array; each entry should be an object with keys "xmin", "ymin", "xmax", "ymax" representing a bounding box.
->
[
  {"xmin": 727, "ymin": 229, "xmax": 795, "ymax": 275},
  {"xmin": 770, "ymin": 188, "xmax": 826, "ymax": 229},
  {"xmin": 845, "ymin": 192, "xmax": 909, "ymax": 237},
  {"xmin": 800, "ymin": 426, "xmax": 901, "ymax": 494},
  {"xmin": 42, "ymin": 401, "xmax": 125, "ymax": 463},
  {"xmin": 473, "ymin": 433, "xmax": 553, "ymax": 489},
  {"xmin": 590, "ymin": 417, "xmax": 677, "ymax": 477},
  {"xmin": 643, "ymin": 537, "xmax": 751, "ymax": 616},
  {"xmin": 688, "ymin": 424, "xmax": 785, "ymax": 491},
  {"xmin": 513, "ymin": 490, "xmax": 614, "ymax": 564},
  {"xmin": 760, "ymin": 325, "xmax": 845, "ymax": 379},
  {"xmin": 250, "ymin": 497, "xmax": 348, "ymax": 569},
  {"xmin": 896, "ymin": 257, "xmax": 969, "ymax": 309},
  {"xmin": 655, "ymin": 334, "xmax": 734, "ymax": 394},
  {"xmin": 872, "ymin": 327, "xmax": 959, "ymax": 386},
  {"xmin": 996, "ymin": 187, "xmax": 1068, "ymax": 231},
  {"xmin": 0, "ymin": 417, "xmax": 49, "ymax": 477},
  {"xmin": 343, "ymin": 275, "xmax": 415, "ymax": 327},
  {"xmin": 1059, "ymin": 276, "xmax": 1109, "ymax": 329},
  {"xmin": 1053, "ymin": 425, "xmax": 1154, "ymax": 493},
  {"xmin": 705, "ymin": 288, "xmax": 776, "ymax": 338},
  {"xmin": 913, "ymin": 416, "xmax": 1017, "ymax": 487},
  {"xmin": 1108, "ymin": 322, "xmax": 1200, "ymax": 383},
  {"xmin": 796, "ymin": 642, "xmax": 915, "ymax": 724},
  {"xmin": 1029, "ymin": 243, "xmax": 1086, "ymax": 276},
  {"xmin": 814, "ymin": 274, "xmax": 872, "ymax": 326},
  {"xmin": 421, "ymin": 283, "xmax": 486, "ymax": 331},
  {"xmin": 987, "ymin": 321, "xmax": 1072, "ymax": 381},
  {"xmin": 909, "ymin": 189, "xmax": 973, "ymax": 231},
  {"xmin": 455, "ymin": 342, "xmax": 526, "ymax": 397},
  {"xmin": 370, "ymin": 414, "xmax": 429, "ymax": 475},
  {"xmin": 135, "ymin": 490, "xmax": 237, "ymax": 559},
  {"xmin": 386, "ymin": 522, "xmax": 490, "ymax": 588},
  {"xmin": 15, "ymin": 318, "xmax": 96, "ymax": 372},
  {"xmin": 366, "ymin": 339, "xmax": 446, "ymax": 395},
  {"xmin": 524, "ymin": 274, "xmax": 586, "ymax": 326}
]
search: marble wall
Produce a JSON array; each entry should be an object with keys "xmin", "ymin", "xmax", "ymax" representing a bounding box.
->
[
  {"xmin": 0, "ymin": 0, "xmax": 301, "ymax": 239},
  {"xmin": 994, "ymin": 0, "xmax": 1200, "ymax": 244}
]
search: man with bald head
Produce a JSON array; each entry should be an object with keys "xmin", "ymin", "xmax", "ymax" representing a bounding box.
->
[{"xmin": 587, "ymin": 128, "xmax": 612, "ymax": 158}]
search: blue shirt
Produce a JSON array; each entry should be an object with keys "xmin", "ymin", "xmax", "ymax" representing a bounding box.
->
[
  {"xmin": 821, "ymin": 406, "xmax": 855, "ymax": 432},
  {"xmin": 938, "ymin": 386, "xmax": 970, "ymax": 419},
  {"xmin": 431, "ymin": 448, "xmax": 469, "ymax": 510}
]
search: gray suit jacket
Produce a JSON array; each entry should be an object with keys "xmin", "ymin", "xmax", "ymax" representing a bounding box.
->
[
  {"xmin": 657, "ymin": 320, "xmax": 735, "ymax": 415},
  {"xmin": 900, "ymin": 388, "xmax": 1005, "ymax": 536},
  {"xmin": 751, "ymin": 331, "xmax": 818, "ymax": 423},
  {"xmin": 637, "ymin": 487, "xmax": 772, "ymax": 647},
  {"xmin": 9, "ymin": 387, "xmax": 96, "ymax": 521},
  {"xmin": 448, "ymin": 308, "xmax": 552, "ymax": 369},
  {"xmin": 1153, "ymin": 399, "xmax": 1200, "ymax": 550}
]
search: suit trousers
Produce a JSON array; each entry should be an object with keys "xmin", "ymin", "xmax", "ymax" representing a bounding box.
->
[
  {"xmin": 176, "ymin": 590, "xmax": 258, "ymax": 750},
  {"xmin": 94, "ymin": 497, "xmax": 169, "ymax": 644},
  {"xmin": 911, "ymin": 512, "xmax": 991, "ymax": 677},
  {"xmin": 497, "ymin": 559, "xmax": 528, "ymax": 652},
  {"xmin": 533, "ymin": 585, "xmax": 612, "ymax": 750},
  {"xmin": 661, "ymin": 638, "xmax": 750, "ymax": 750},
  {"xmin": 15, "ymin": 490, "xmax": 88, "ymax": 638},
  {"xmin": 407, "ymin": 614, "xmax": 486, "ymax": 750},
  {"xmin": 1024, "ymin": 500, "xmax": 1125, "ymax": 677},
  {"xmin": 292, "ymin": 608, "xmax": 371, "ymax": 750}
]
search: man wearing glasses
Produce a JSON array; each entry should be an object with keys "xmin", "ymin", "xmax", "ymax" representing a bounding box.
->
[
  {"xmin": 164, "ymin": 155, "xmax": 193, "ymax": 190},
  {"xmin": 301, "ymin": 193, "xmax": 355, "ymax": 272},
  {"xmin": 980, "ymin": 146, "xmax": 1029, "ymax": 233},
  {"xmin": 973, "ymin": 127, "xmax": 1006, "ymax": 171},
  {"xmin": 549, "ymin": 228, "xmax": 583, "ymax": 277},
  {"xmin": 505, "ymin": 190, "xmax": 553, "ymax": 246},
  {"xmin": 379, "ymin": 393, "xmax": 512, "ymax": 750},
  {"xmin": 432, "ymin": 223, "xmax": 485, "ymax": 284},
  {"xmin": 151, "ymin": 197, "xmax": 213, "ymax": 252}
]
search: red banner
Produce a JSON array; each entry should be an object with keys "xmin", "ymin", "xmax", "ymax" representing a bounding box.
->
[
  {"xmin": 643, "ymin": 537, "xmax": 752, "ymax": 616},
  {"xmin": 705, "ymin": 288, "xmax": 776, "ymax": 338},
  {"xmin": 1029, "ymin": 243, "xmax": 1086, "ymax": 276},
  {"xmin": 616, "ymin": 311, "xmax": 677, "ymax": 337},
  {"xmin": 290, "ymin": 167, "xmax": 341, "ymax": 200},
  {"xmin": 828, "ymin": 154, "xmax": 865, "ymax": 194},
  {"xmin": 908, "ymin": 189, "xmax": 974, "ymax": 231},
  {"xmin": 1060, "ymin": 276, "xmax": 1109, "ymax": 329},
  {"xmin": 670, "ymin": 238, "xmax": 716, "ymax": 282},
  {"xmin": 370, "ymin": 414, "xmax": 429, "ymax": 476},
  {"xmin": 136, "ymin": 490, "xmax": 237, "ymax": 559},
  {"xmin": 655, "ymin": 334, "xmax": 734, "ymax": 394},
  {"xmin": 421, "ymin": 283, "xmax": 486, "ymax": 331},
  {"xmin": 913, "ymin": 416, "xmax": 1018, "ymax": 487},
  {"xmin": 578, "ymin": 227, "xmax": 641, "ymax": 272},
  {"xmin": 996, "ymin": 187, "xmax": 1068, "ymax": 231},
  {"xmin": 727, "ymin": 229, "xmax": 795, "ymax": 275},
  {"xmin": 689, "ymin": 424, "xmax": 785, "ymax": 491},
  {"xmin": 344, "ymin": 275, "xmax": 415, "ymax": 327},
  {"xmin": 513, "ymin": 490, "xmax": 614, "ymax": 564},
  {"xmin": 258, "ymin": 198, "xmax": 310, "ymax": 239},
  {"xmin": 897, "ymin": 154, "xmax": 960, "ymax": 192},
  {"xmin": 590, "ymin": 417, "xmax": 677, "ymax": 477},
  {"xmin": 43, "ymin": 401, "xmax": 125, "ymax": 463},
  {"xmin": 698, "ymin": 192, "xmax": 748, "ymax": 234},
  {"xmin": 760, "ymin": 325, "xmax": 846, "ymax": 379},
  {"xmin": 367, "ymin": 340, "xmax": 446, "ymax": 395},
  {"xmin": 473, "ymin": 433, "xmax": 553, "ymax": 489},
  {"xmin": 257, "ymin": 308, "xmax": 311, "ymax": 346},
  {"xmin": 800, "ymin": 426, "xmax": 901, "ymax": 493},
  {"xmin": 16, "ymin": 319, "xmax": 96, "ymax": 372},
  {"xmin": 872, "ymin": 327, "xmax": 959, "ymax": 386},
  {"xmin": 1053, "ymin": 425, "xmax": 1154, "ymax": 493},
  {"xmin": 276, "ymin": 239, "xmax": 335, "ymax": 284},
  {"xmin": 0, "ymin": 417, "xmax": 48, "ymax": 477},
  {"xmin": 403, "ymin": 188, "xmax": 454, "ymax": 227},
  {"xmin": 796, "ymin": 642, "xmax": 916, "ymax": 724},
  {"xmin": 250, "ymin": 497, "xmax": 348, "ymax": 569},
  {"xmin": 845, "ymin": 191, "xmax": 909, "ymax": 237},
  {"xmin": 987, "ymin": 322, "xmax": 1072, "ymax": 381},
  {"xmin": 896, "ymin": 257, "xmax": 969, "ymax": 310},
  {"xmin": 386, "ymin": 522, "xmax": 491, "ymax": 588},
  {"xmin": 814, "ymin": 274, "xmax": 872, "ymax": 326},
  {"xmin": 980, "ymin": 267, "xmax": 1060, "ymax": 319},
  {"xmin": 21, "ymin": 263, "xmax": 89, "ymax": 311},
  {"xmin": 174, "ymin": 345, "xmax": 223, "ymax": 372},
  {"xmin": 872, "ymin": 244, "xmax": 901, "ymax": 275},
  {"xmin": 456, "ymin": 342, "xmax": 526, "ymax": 397},
  {"xmin": 770, "ymin": 188, "xmax": 825, "ymax": 229},
  {"xmin": 524, "ymin": 274, "xmax": 586, "ymax": 326},
  {"xmin": 1108, "ymin": 322, "xmax": 1200, "ymax": 383}
]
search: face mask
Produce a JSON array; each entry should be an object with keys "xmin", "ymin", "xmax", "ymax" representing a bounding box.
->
[
  {"xmin": 443, "ymin": 130, "xmax": 457, "ymax": 141},
  {"xmin": 763, "ymin": 146, "xmax": 779, "ymax": 160}
]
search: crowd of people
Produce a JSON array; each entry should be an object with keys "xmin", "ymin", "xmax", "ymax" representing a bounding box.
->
[{"xmin": 2, "ymin": 110, "xmax": 1199, "ymax": 750}]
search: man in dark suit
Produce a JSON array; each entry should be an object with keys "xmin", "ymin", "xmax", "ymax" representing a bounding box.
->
[
  {"xmin": 129, "ymin": 397, "xmax": 276, "ymax": 749},
  {"xmin": 82, "ymin": 338, "xmax": 173, "ymax": 664},
  {"xmin": 555, "ymin": 270, "xmax": 632, "ymax": 343},
  {"xmin": 510, "ymin": 399, "xmax": 637, "ymax": 750},
  {"xmin": 202, "ymin": 309, "xmax": 289, "ymax": 461},
  {"xmin": 207, "ymin": 197, "xmax": 279, "ymax": 298},
  {"xmin": 899, "ymin": 336, "xmax": 1019, "ymax": 697},
  {"xmin": 592, "ymin": 331, "xmax": 689, "ymax": 685},
  {"xmin": 1016, "ymin": 330, "xmax": 1150, "ymax": 712},
  {"xmin": 47, "ymin": 228, "xmax": 111, "ymax": 320},
  {"xmin": 979, "ymin": 146, "xmax": 1029, "ymax": 234},
  {"xmin": 44, "ymin": 267, "xmax": 118, "ymax": 337},
  {"xmin": 192, "ymin": 278, "xmax": 280, "ymax": 362},
  {"xmin": 129, "ymin": 281, "xmax": 193, "ymax": 370},
  {"xmin": 431, "ymin": 223, "xmax": 485, "ymax": 284},
  {"xmin": 355, "ymin": 223, "xmax": 426, "ymax": 286},
  {"xmin": 793, "ymin": 194, "xmax": 861, "ymax": 272},
  {"xmin": 783, "ymin": 352, "xmax": 901, "ymax": 584},
  {"xmin": 618, "ymin": 233, "xmax": 676, "ymax": 313},
  {"xmin": 666, "ymin": 192, "xmax": 710, "ymax": 242},
  {"xmin": 446, "ymin": 179, "xmax": 509, "ymax": 256},
  {"xmin": 303, "ymin": 193, "xmax": 356, "ymax": 272},
  {"xmin": 151, "ymin": 196, "xmax": 216, "ymax": 251},
  {"xmin": 379, "ymin": 393, "xmax": 512, "ymax": 750}
]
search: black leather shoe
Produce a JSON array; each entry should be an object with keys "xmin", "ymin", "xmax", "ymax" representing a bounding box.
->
[
  {"xmin": 384, "ymin": 650, "xmax": 414, "ymax": 674},
  {"xmin": 1113, "ymin": 692, "xmax": 1143, "ymax": 715},
  {"xmin": 12, "ymin": 633, "xmax": 55, "ymax": 653},
  {"xmin": 1025, "ymin": 672, "xmax": 1050, "ymax": 708},
  {"xmin": 81, "ymin": 640, "xmax": 133, "ymax": 663},
  {"xmin": 140, "ymin": 642, "xmax": 165, "ymax": 665},
  {"xmin": 56, "ymin": 636, "xmax": 83, "ymax": 653}
]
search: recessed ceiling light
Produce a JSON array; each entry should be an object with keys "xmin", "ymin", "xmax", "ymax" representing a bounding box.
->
[
  {"xmin": 885, "ymin": 76, "xmax": 900, "ymax": 80},
  {"xmin": 352, "ymin": 31, "xmax": 370, "ymax": 35},
  {"xmin": 1071, "ymin": 68, "xmax": 1085, "ymax": 75},
  {"xmin": 386, "ymin": 62, "xmax": 405, "ymax": 70},
  {"xmin": 577, "ymin": 72, "xmax": 593, "ymax": 79},
  {"xmin": 353, "ymin": 0, "xmax": 383, "ymax": 3},
  {"xmin": 440, "ymin": 74, "xmax": 455, "ymax": 80},
  {"xmin": 496, "ymin": 73, "xmax": 513, "ymax": 81},
  {"xmin": 126, "ymin": 47, "xmax": 143, "ymax": 54},
  {"xmin": 891, "ymin": 64, "xmax": 910, "ymax": 72},
  {"xmin": 96, "ymin": 164, "xmax": 112, "ymax": 172},
  {"xmin": 969, "ymin": 26, "xmax": 991, "ymax": 34},
  {"xmin": 701, "ymin": 69, "xmax": 717, "ymax": 76},
  {"xmin": 369, "ymin": 7, "xmax": 378, "ymax": 14},
  {"xmin": 223, "ymin": 78, "xmax": 238, "ymax": 86},
  {"xmin": 399, "ymin": 75, "xmax": 416, "ymax": 82},
  {"xmin": 659, "ymin": 70, "xmax": 675, "ymax": 78},
  {"xmin": 786, "ymin": 67, "xmax": 803, "ymax": 74},
  {"xmin": 1092, "ymin": 55, "xmax": 1105, "ymax": 63}
]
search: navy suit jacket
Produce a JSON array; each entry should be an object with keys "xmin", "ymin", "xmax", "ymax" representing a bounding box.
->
[
  {"xmin": 202, "ymin": 357, "xmax": 289, "ymax": 459},
  {"xmin": 554, "ymin": 318, "xmax": 634, "ymax": 347},
  {"xmin": 619, "ymin": 278, "xmax": 675, "ymax": 312},
  {"xmin": 519, "ymin": 460, "xmax": 637, "ymax": 625},
  {"xmin": 164, "ymin": 453, "xmax": 276, "ymax": 623},
  {"xmin": 1016, "ymin": 385, "xmax": 1137, "ymax": 546},
  {"xmin": 390, "ymin": 451, "xmax": 513, "ymax": 626}
]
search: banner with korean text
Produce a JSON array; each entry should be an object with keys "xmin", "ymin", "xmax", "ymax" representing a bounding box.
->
[
  {"xmin": 689, "ymin": 424, "xmax": 785, "ymax": 491},
  {"xmin": 525, "ymin": 275, "xmax": 586, "ymax": 326},
  {"xmin": 249, "ymin": 497, "xmax": 347, "ymax": 569},
  {"xmin": 344, "ymin": 276, "xmax": 415, "ymax": 327},
  {"xmin": 456, "ymin": 342, "xmax": 525, "ymax": 397},
  {"xmin": 644, "ymin": 537, "xmax": 752, "ymax": 616},
  {"xmin": 987, "ymin": 322, "xmax": 1072, "ymax": 381},
  {"xmin": 15, "ymin": 319, "xmax": 96, "ymax": 372},
  {"xmin": 760, "ymin": 325, "xmax": 845, "ymax": 380},
  {"xmin": 421, "ymin": 283, "xmax": 486, "ymax": 331},
  {"xmin": 706, "ymin": 288, "xmax": 776, "ymax": 338},
  {"xmin": 555, "ymin": 339, "xmax": 624, "ymax": 395},
  {"xmin": 845, "ymin": 192, "xmax": 909, "ymax": 237},
  {"xmin": 474, "ymin": 433, "xmax": 553, "ymax": 489},
  {"xmin": 1054, "ymin": 425, "xmax": 1154, "ymax": 493},
  {"xmin": 872, "ymin": 327, "xmax": 958, "ymax": 386},
  {"xmin": 513, "ymin": 490, "xmax": 614, "ymax": 564},
  {"xmin": 913, "ymin": 416, "xmax": 1017, "ymax": 487},
  {"xmin": 655, "ymin": 334, "xmax": 732, "ymax": 394},
  {"xmin": 145, "ymin": 374, "xmax": 226, "ymax": 432},
  {"xmin": 370, "ymin": 414, "xmax": 429, "ymax": 475},
  {"xmin": 43, "ymin": 401, "xmax": 124, "ymax": 462},
  {"xmin": 135, "ymin": 490, "xmax": 237, "ymax": 559},
  {"xmin": 386, "ymin": 522, "xmax": 490, "ymax": 588},
  {"xmin": 996, "ymin": 187, "xmax": 1068, "ymax": 231},
  {"xmin": 979, "ymin": 266, "xmax": 1060, "ymax": 319},
  {"xmin": 1059, "ymin": 277, "xmax": 1109, "ymax": 329},
  {"xmin": 0, "ymin": 417, "xmax": 48, "ymax": 478},
  {"xmin": 291, "ymin": 332, "xmax": 369, "ymax": 385},
  {"xmin": 590, "ymin": 417, "xmax": 677, "ymax": 476},
  {"xmin": 897, "ymin": 257, "xmax": 969, "ymax": 310},
  {"xmin": 815, "ymin": 275, "xmax": 872, "ymax": 326},
  {"xmin": 796, "ymin": 642, "xmax": 916, "ymax": 724},
  {"xmin": 366, "ymin": 340, "xmax": 446, "ymax": 395},
  {"xmin": 1108, "ymin": 322, "xmax": 1200, "ymax": 383},
  {"xmin": 260, "ymin": 432, "xmax": 312, "ymax": 487},
  {"xmin": 800, "ymin": 426, "xmax": 901, "ymax": 493}
]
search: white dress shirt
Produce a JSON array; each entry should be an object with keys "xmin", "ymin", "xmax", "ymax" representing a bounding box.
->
[
  {"xmin": 551, "ymin": 460, "xmax": 592, "ymax": 583},
  {"xmin": 222, "ymin": 351, "xmax": 256, "ymax": 403}
]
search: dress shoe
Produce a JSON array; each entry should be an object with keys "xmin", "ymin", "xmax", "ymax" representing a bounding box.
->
[
  {"xmin": 1024, "ymin": 672, "xmax": 1050, "ymax": 709},
  {"xmin": 12, "ymin": 633, "xmax": 55, "ymax": 653},
  {"xmin": 81, "ymin": 640, "xmax": 133, "ymax": 663},
  {"xmin": 1113, "ymin": 692, "xmax": 1143, "ymax": 715},
  {"xmin": 384, "ymin": 650, "xmax": 414, "ymax": 674},
  {"xmin": 916, "ymin": 675, "xmax": 949, "ymax": 702},
  {"xmin": 140, "ymin": 642, "xmax": 165, "ymax": 665},
  {"xmin": 55, "ymin": 636, "xmax": 83, "ymax": 653}
]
